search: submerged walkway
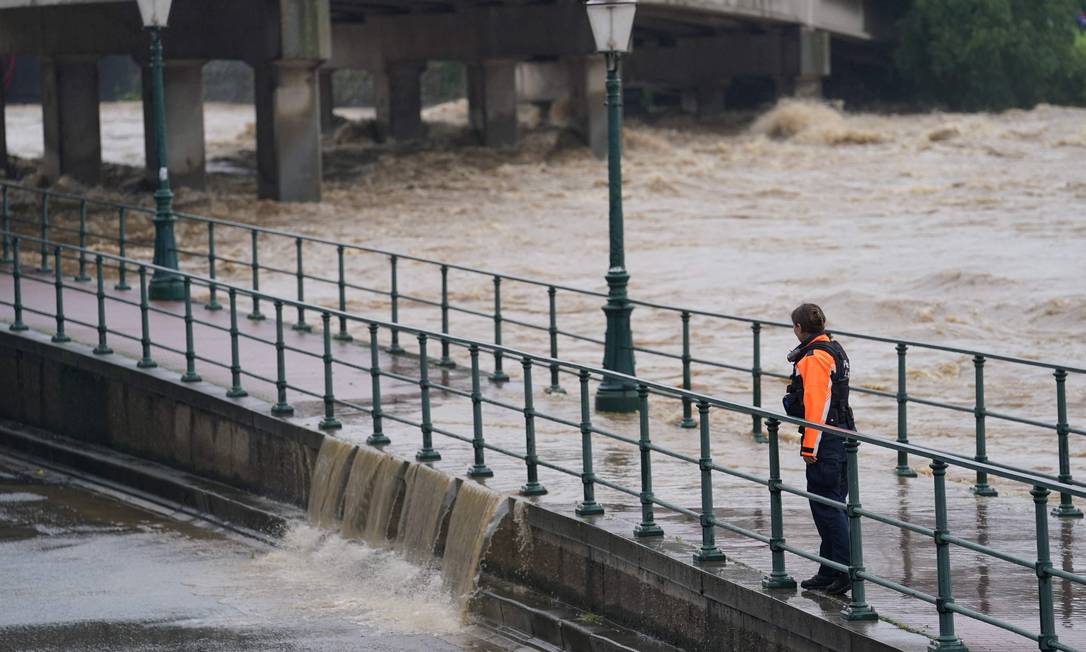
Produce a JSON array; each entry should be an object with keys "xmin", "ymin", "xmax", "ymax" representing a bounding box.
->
[{"xmin": 0, "ymin": 264, "xmax": 1083, "ymax": 652}]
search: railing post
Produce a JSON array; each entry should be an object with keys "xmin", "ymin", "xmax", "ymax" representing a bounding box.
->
[
  {"xmin": 575, "ymin": 369, "xmax": 604, "ymax": 516},
  {"xmin": 929, "ymin": 460, "xmax": 967, "ymax": 650},
  {"xmin": 894, "ymin": 343, "xmax": 916, "ymax": 477},
  {"xmin": 437, "ymin": 265, "xmax": 454, "ymax": 367},
  {"xmin": 0, "ymin": 185, "xmax": 11, "ymax": 265},
  {"xmin": 247, "ymin": 229, "xmax": 265, "ymax": 320},
  {"xmin": 489, "ymin": 276, "xmax": 510, "ymax": 382},
  {"xmin": 634, "ymin": 384, "xmax": 664, "ymax": 537},
  {"xmin": 1052, "ymin": 369, "xmax": 1082, "ymax": 518},
  {"xmin": 74, "ymin": 200, "xmax": 90, "ymax": 281},
  {"xmin": 205, "ymin": 222, "xmax": 221, "ymax": 311},
  {"xmin": 291, "ymin": 237, "xmax": 311, "ymax": 332},
  {"xmin": 92, "ymin": 255, "xmax": 112, "ymax": 355},
  {"xmin": 225, "ymin": 288, "xmax": 245, "ymax": 396},
  {"xmin": 318, "ymin": 312, "xmax": 341, "ymax": 430},
  {"xmin": 38, "ymin": 193, "xmax": 50, "ymax": 272},
  {"xmin": 180, "ymin": 277, "xmax": 201, "ymax": 383},
  {"xmin": 468, "ymin": 344, "xmax": 494, "ymax": 477},
  {"xmin": 270, "ymin": 300, "xmax": 293, "ymax": 415},
  {"xmin": 520, "ymin": 357, "xmax": 547, "ymax": 496},
  {"xmin": 546, "ymin": 286, "xmax": 563, "ymax": 393},
  {"xmin": 366, "ymin": 322, "xmax": 389, "ymax": 445},
  {"xmin": 971, "ymin": 355, "xmax": 997, "ymax": 496},
  {"xmin": 333, "ymin": 245, "xmax": 352, "ymax": 341},
  {"xmin": 114, "ymin": 207, "xmax": 130, "ymax": 290},
  {"xmin": 694, "ymin": 400, "xmax": 725, "ymax": 563},
  {"xmin": 415, "ymin": 333, "xmax": 440, "ymax": 461},
  {"xmin": 680, "ymin": 312, "xmax": 696, "ymax": 428},
  {"xmin": 51, "ymin": 247, "xmax": 69, "ymax": 343},
  {"xmin": 843, "ymin": 438, "xmax": 878, "ymax": 621},
  {"xmin": 1032, "ymin": 486, "xmax": 1059, "ymax": 651},
  {"xmin": 762, "ymin": 417, "xmax": 797, "ymax": 589},
  {"xmin": 136, "ymin": 266, "xmax": 155, "ymax": 368},
  {"xmin": 9, "ymin": 238, "xmax": 28, "ymax": 332},
  {"xmin": 387, "ymin": 254, "xmax": 404, "ymax": 353},
  {"xmin": 751, "ymin": 322, "xmax": 766, "ymax": 442}
]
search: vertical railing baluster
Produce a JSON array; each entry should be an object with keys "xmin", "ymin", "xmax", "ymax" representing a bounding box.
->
[
  {"xmin": 9, "ymin": 239, "xmax": 28, "ymax": 332},
  {"xmin": 694, "ymin": 400, "xmax": 725, "ymax": 562},
  {"xmin": 752, "ymin": 321, "xmax": 766, "ymax": 442},
  {"xmin": 894, "ymin": 343, "xmax": 916, "ymax": 476},
  {"xmin": 51, "ymin": 247, "xmax": 69, "ymax": 343},
  {"xmin": 38, "ymin": 193, "xmax": 50, "ymax": 272},
  {"xmin": 575, "ymin": 369, "xmax": 604, "ymax": 516},
  {"xmin": 137, "ymin": 266, "xmax": 155, "ymax": 368},
  {"xmin": 930, "ymin": 460, "xmax": 966, "ymax": 650},
  {"xmin": 972, "ymin": 355, "xmax": 997, "ymax": 496},
  {"xmin": 1052, "ymin": 369, "xmax": 1082, "ymax": 518},
  {"xmin": 366, "ymin": 322, "xmax": 389, "ymax": 445},
  {"xmin": 1032, "ymin": 486, "xmax": 1059, "ymax": 652},
  {"xmin": 843, "ymin": 438, "xmax": 878, "ymax": 620},
  {"xmin": 546, "ymin": 286, "xmax": 562, "ymax": 393},
  {"xmin": 292, "ymin": 237, "xmax": 310, "ymax": 332},
  {"xmin": 271, "ymin": 300, "xmax": 293, "ymax": 415},
  {"xmin": 205, "ymin": 222, "xmax": 221, "ymax": 310},
  {"xmin": 468, "ymin": 344, "xmax": 494, "ymax": 477},
  {"xmin": 680, "ymin": 312, "xmax": 696, "ymax": 428},
  {"xmin": 248, "ymin": 229, "xmax": 264, "ymax": 320},
  {"xmin": 181, "ymin": 278, "xmax": 201, "ymax": 382},
  {"xmin": 762, "ymin": 418, "xmax": 796, "ymax": 588},
  {"xmin": 334, "ymin": 245, "xmax": 352, "ymax": 341},
  {"xmin": 387, "ymin": 254, "xmax": 404, "ymax": 353},
  {"xmin": 115, "ymin": 207, "xmax": 130, "ymax": 290},
  {"xmin": 520, "ymin": 357, "xmax": 546, "ymax": 496},
  {"xmin": 319, "ymin": 311, "xmax": 341, "ymax": 430},
  {"xmin": 415, "ymin": 333, "xmax": 440, "ymax": 460},
  {"xmin": 489, "ymin": 276, "xmax": 509, "ymax": 382},
  {"xmin": 634, "ymin": 384, "xmax": 664, "ymax": 537},
  {"xmin": 437, "ymin": 265, "xmax": 454, "ymax": 367},
  {"xmin": 92, "ymin": 255, "xmax": 111, "ymax": 355},
  {"xmin": 0, "ymin": 185, "xmax": 10, "ymax": 264},
  {"xmin": 226, "ymin": 288, "xmax": 245, "ymax": 396},
  {"xmin": 75, "ymin": 200, "xmax": 90, "ymax": 281}
]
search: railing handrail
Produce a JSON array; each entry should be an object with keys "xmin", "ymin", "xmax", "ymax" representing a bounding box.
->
[{"xmin": 3, "ymin": 181, "xmax": 1081, "ymax": 375}]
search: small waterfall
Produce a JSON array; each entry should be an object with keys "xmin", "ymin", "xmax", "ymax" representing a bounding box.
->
[
  {"xmin": 395, "ymin": 464, "xmax": 455, "ymax": 563},
  {"xmin": 340, "ymin": 446, "xmax": 385, "ymax": 539},
  {"xmin": 441, "ymin": 481, "xmax": 503, "ymax": 599},
  {"xmin": 339, "ymin": 449, "xmax": 406, "ymax": 545},
  {"xmin": 306, "ymin": 438, "xmax": 357, "ymax": 529}
]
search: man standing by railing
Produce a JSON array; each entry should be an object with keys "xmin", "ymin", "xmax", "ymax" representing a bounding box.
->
[{"xmin": 784, "ymin": 303, "xmax": 854, "ymax": 596}]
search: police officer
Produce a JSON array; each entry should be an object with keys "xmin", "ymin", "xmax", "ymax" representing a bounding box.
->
[{"xmin": 783, "ymin": 303, "xmax": 853, "ymax": 596}]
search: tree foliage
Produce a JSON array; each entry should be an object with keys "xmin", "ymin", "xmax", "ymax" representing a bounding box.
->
[{"xmin": 895, "ymin": 0, "xmax": 1086, "ymax": 110}]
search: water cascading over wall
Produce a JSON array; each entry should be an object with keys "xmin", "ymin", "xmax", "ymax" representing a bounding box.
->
[{"xmin": 306, "ymin": 438, "xmax": 503, "ymax": 600}]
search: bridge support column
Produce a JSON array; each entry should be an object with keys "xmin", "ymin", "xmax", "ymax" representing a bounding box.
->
[
  {"xmin": 376, "ymin": 62, "xmax": 426, "ymax": 142},
  {"xmin": 254, "ymin": 61, "xmax": 323, "ymax": 202},
  {"xmin": 467, "ymin": 60, "xmax": 518, "ymax": 148},
  {"xmin": 566, "ymin": 56, "xmax": 606, "ymax": 159},
  {"xmin": 319, "ymin": 68, "xmax": 335, "ymax": 135},
  {"xmin": 40, "ymin": 56, "xmax": 101, "ymax": 185},
  {"xmin": 141, "ymin": 60, "xmax": 206, "ymax": 190},
  {"xmin": 783, "ymin": 28, "xmax": 830, "ymax": 99}
]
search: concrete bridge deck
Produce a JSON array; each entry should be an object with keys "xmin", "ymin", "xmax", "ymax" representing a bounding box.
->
[{"xmin": 1, "ymin": 264, "xmax": 1082, "ymax": 651}]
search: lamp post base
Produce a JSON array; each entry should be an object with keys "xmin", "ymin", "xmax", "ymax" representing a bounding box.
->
[
  {"xmin": 595, "ymin": 386, "xmax": 639, "ymax": 412},
  {"xmin": 149, "ymin": 275, "xmax": 184, "ymax": 301}
]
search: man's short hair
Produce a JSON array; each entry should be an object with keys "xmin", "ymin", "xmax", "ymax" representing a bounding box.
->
[{"xmin": 791, "ymin": 303, "xmax": 826, "ymax": 334}]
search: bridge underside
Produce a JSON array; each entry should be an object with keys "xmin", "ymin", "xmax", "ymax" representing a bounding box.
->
[{"xmin": 0, "ymin": 0, "xmax": 899, "ymax": 202}]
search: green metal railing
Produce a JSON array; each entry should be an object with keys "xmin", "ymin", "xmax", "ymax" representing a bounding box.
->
[
  {"xmin": 0, "ymin": 182, "xmax": 1082, "ymax": 517},
  {"xmin": 0, "ymin": 234, "xmax": 1082, "ymax": 651}
]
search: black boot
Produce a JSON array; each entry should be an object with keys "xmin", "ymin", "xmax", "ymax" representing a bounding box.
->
[
  {"xmin": 824, "ymin": 574, "xmax": 851, "ymax": 595},
  {"xmin": 800, "ymin": 574, "xmax": 835, "ymax": 590}
]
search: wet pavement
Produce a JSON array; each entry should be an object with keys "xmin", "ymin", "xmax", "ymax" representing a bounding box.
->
[{"xmin": 0, "ymin": 455, "xmax": 520, "ymax": 651}]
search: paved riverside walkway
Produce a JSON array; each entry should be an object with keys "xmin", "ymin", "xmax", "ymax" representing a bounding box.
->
[{"xmin": 0, "ymin": 267, "xmax": 1083, "ymax": 652}]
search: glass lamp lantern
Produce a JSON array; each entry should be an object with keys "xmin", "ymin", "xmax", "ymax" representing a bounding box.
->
[
  {"xmin": 585, "ymin": 0, "xmax": 637, "ymax": 54},
  {"xmin": 136, "ymin": 0, "xmax": 173, "ymax": 27}
]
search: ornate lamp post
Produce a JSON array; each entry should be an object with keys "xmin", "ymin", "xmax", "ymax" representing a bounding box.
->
[
  {"xmin": 586, "ymin": 0, "xmax": 638, "ymax": 412},
  {"xmin": 137, "ymin": 0, "xmax": 183, "ymax": 300}
]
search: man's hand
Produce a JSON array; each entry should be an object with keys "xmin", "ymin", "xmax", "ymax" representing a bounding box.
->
[{"xmin": 803, "ymin": 455, "xmax": 817, "ymax": 465}]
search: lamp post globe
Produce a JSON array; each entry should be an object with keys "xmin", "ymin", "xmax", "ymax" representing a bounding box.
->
[
  {"xmin": 137, "ymin": 0, "xmax": 183, "ymax": 300},
  {"xmin": 586, "ymin": 0, "xmax": 638, "ymax": 412}
]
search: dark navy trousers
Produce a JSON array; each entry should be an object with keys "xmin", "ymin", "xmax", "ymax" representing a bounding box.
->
[{"xmin": 806, "ymin": 451, "xmax": 851, "ymax": 578}]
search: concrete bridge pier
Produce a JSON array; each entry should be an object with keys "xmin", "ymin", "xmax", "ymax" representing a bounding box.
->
[
  {"xmin": 376, "ymin": 62, "xmax": 426, "ymax": 142},
  {"xmin": 141, "ymin": 60, "xmax": 207, "ymax": 190},
  {"xmin": 784, "ymin": 27, "xmax": 830, "ymax": 99},
  {"xmin": 254, "ymin": 61, "xmax": 323, "ymax": 202},
  {"xmin": 467, "ymin": 60, "xmax": 518, "ymax": 148},
  {"xmin": 40, "ymin": 56, "xmax": 101, "ymax": 185}
]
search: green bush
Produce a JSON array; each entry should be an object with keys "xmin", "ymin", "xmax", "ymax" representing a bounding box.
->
[{"xmin": 896, "ymin": 0, "xmax": 1086, "ymax": 110}]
